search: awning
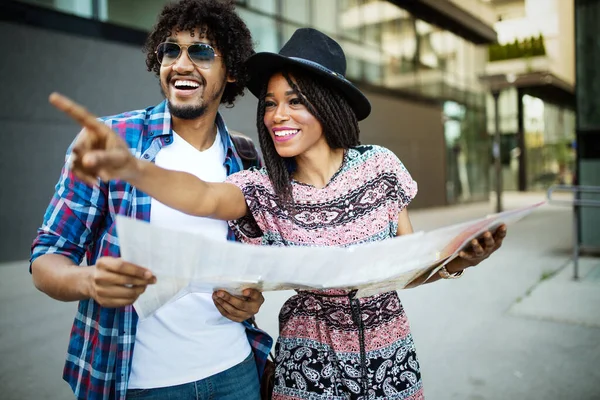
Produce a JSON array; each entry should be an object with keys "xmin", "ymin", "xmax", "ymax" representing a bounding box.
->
[
  {"xmin": 391, "ymin": 0, "xmax": 498, "ymax": 44},
  {"xmin": 479, "ymin": 71, "xmax": 575, "ymax": 109}
]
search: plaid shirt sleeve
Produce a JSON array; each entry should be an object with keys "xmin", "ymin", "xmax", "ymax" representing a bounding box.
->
[
  {"xmin": 31, "ymin": 138, "xmax": 108, "ymax": 267},
  {"xmin": 243, "ymin": 319, "xmax": 274, "ymax": 379}
]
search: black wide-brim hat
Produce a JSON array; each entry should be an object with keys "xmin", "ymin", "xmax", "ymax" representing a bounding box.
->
[{"xmin": 245, "ymin": 28, "xmax": 371, "ymax": 121}]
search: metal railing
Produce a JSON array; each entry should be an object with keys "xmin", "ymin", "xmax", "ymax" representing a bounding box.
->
[{"xmin": 547, "ymin": 185, "xmax": 600, "ymax": 280}]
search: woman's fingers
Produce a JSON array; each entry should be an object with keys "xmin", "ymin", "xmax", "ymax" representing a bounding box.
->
[{"xmin": 49, "ymin": 93, "xmax": 106, "ymax": 135}]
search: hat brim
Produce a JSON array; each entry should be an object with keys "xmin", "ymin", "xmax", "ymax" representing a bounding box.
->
[{"xmin": 245, "ymin": 52, "xmax": 371, "ymax": 121}]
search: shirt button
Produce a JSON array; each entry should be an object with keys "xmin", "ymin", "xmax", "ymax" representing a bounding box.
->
[
  {"xmin": 165, "ymin": 137, "xmax": 172, "ymax": 143},
  {"xmin": 143, "ymin": 154, "xmax": 150, "ymax": 159}
]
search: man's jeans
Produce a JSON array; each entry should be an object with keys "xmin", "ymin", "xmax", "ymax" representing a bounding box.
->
[{"xmin": 126, "ymin": 352, "xmax": 260, "ymax": 400}]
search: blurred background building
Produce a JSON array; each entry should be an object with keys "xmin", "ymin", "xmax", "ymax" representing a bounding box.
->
[
  {"xmin": 1, "ymin": 0, "xmax": 591, "ymax": 263},
  {"xmin": 483, "ymin": 0, "xmax": 576, "ymax": 194}
]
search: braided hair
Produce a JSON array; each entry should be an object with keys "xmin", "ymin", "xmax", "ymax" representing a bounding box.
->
[{"xmin": 256, "ymin": 67, "xmax": 361, "ymax": 204}]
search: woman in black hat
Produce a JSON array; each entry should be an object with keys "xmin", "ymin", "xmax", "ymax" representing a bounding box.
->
[
  {"xmin": 229, "ymin": 30, "xmax": 502, "ymax": 398},
  {"xmin": 51, "ymin": 27, "xmax": 506, "ymax": 400}
]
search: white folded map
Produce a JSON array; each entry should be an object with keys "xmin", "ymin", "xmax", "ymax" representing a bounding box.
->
[{"xmin": 118, "ymin": 202, "xmax": 544, "ymax": 319}]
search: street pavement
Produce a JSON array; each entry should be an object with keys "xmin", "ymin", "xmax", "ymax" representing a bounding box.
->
[{"xmin": 1, "ymin": 192, "xmax": 599, "ymax": 399}]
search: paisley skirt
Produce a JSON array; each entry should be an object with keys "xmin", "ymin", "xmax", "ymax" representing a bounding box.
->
[{"xmin": 272, "ymin": 290, "xmax": 424, "ymax": 400}]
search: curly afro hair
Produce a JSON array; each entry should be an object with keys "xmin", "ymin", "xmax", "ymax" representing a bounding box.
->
[{"xmin": 143, "ymin": 0, "xmax": 254, "ymax": 106}]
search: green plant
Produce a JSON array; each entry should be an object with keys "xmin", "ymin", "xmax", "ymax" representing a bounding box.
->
[
  {"xmin": 550, "ymin": 139, "xmax": 573, "ymax": 166},
  {"xmin": 488, "ymin": 34, "xmax": 547, "ymax": 62},
  {"xmin": 540, "ymin": 270, "xmax": 555, "ymax": 281}
]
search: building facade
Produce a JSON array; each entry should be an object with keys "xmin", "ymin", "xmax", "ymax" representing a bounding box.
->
[
  {"xmin": 1, "ymin": 0, "xmax": 497, "ymax": 262},
  {"xmin": 574, "ymin": 0, "xmax": 600, "ymax": 249},
  {"xmin": 482, "ymin": 0, "xmax": 576, "ymax": 192}
]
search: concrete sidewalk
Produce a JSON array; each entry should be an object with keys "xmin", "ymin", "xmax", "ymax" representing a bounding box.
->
[
  {"xmin": 1, "ymin": 192, "xmax": 599, "ymax": 399},
  {"xmin": 509, "ymin": 257, "xmax": 600, "ymax": 328},
  {"xmin": 398, "ymin": 193, "xmax": 600, "ymax": 400}
]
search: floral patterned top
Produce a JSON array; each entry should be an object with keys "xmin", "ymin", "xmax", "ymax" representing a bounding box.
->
[{"xmin": 226, "ymin": 144, "xmax": 417, "ymax": 248}]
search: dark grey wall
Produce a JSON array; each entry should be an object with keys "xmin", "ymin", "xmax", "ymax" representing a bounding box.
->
[
  {"xmin": 1, "ymin": 22, "xmax": 445, "ymax": 263},
  {"xmin": 0, "ymin": 21, "xmax": 163, "ymax": 263},
  {"xmin": 359, "ymin": 91, "xmax": 445, "ymax": 209}
]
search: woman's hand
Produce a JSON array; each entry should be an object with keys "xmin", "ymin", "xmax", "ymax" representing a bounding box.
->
[
  {"xmin": 49, "ymin": 92, "xmax": 139, "ymax": 185},
  {"xmin": 445, "ymin": 224, "xmax": 508, "ymax": 274}
]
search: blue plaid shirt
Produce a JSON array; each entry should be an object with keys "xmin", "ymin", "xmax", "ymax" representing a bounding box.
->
[{"xmin": 30, "ymin": 100, "xmax": 273, "ymax": 400}]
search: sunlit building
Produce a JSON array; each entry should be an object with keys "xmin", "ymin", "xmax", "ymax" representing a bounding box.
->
[{"xmin": 481, "ymin": 0, "xmax": 576, "ymax": 192}]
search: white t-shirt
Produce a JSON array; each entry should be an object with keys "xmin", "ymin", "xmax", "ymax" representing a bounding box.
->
[{"xmin": 128, "ymin": 129, "xmax": 251, "ymax": 389}]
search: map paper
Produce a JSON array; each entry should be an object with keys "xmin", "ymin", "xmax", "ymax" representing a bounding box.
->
[{"xmin": 117, "ymin": 202, "xmax": 544, "ymax": 318}]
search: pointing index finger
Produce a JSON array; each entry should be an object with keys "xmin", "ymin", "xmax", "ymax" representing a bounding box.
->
[{"xmin": 48, "ymin": 92, "xmax": 107, "ymax": 135}]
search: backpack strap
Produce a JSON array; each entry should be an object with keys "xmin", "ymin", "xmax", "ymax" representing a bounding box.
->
[{"xmin": 229, "ymin": 130, "xmax": 259, "ymax": 170}]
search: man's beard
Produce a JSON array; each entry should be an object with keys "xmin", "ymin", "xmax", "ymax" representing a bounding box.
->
[
  {"xmin": 168, "ymin": 102, "xmax": 207, "ymax": 120},
  {"xmin": 162, "ymin": 78, "xmax": 227, "ymax": 120}
]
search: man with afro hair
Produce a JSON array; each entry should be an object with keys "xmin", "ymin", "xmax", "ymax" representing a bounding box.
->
[{"xmin": 30, "ymin": 1, "xmax": 271, "ymax": 399}]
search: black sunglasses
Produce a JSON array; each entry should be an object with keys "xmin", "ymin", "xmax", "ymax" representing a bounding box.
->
[{"xmin": 155, "ymin": 42, "xmax": 221, "ymax": 69}]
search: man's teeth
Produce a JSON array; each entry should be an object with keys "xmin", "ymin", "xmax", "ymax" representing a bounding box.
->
[
  {"xmin": 274, "ymin": 129, "xmax": 299, "ymax": 137},
  {"xmin": 174, "ymin": 80, "xmax": 200, "ymax": 89}
]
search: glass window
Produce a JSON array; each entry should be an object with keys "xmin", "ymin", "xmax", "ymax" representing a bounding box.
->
[
  {"xmin": 523, "ymin": 97, "xmax": 576, "ymax": 188},
  {"xmin": 361, "ymin": 1, "xmax": 383, "ymax": 85},
  {"xmin": 246, "ymin": 0, "xmax": 276, "ymax": 15},
  {"xmin": 239, "ymin": 9, "xmax": 279, "ymax": 53},
  {"xmin": 363, "ymin": 61, "xmax": 382, "ymax": 85},
  {"xmin": 16, "ymin": 0, "xmax": 489, "ymax": 106},
  {"xmin": 17, "ymin": 0, "xmax": 95, "ymax": 19},
  {"xmin": 380, "ymin": 10, "xmax": 417, "ymax": 91},
  {"xmin": 106, "ymin": 0, "xmax": 169, "ymax": 31},
  {"xmin": 311, "ymin": 0, "xmax": 338, "ymax": 36},
  {"xmin": 415, "ymin": 19, "xmax": 440, "ymax": 69},
  {"xmin": 338, "ymin": 0, "xmax": 362, "ymax": 41},
  {"xmin": 363, "ymin": 2, "xmax": 382, "ymax": 48},
  {"xmin": 445, "ymin": 101, "xmax": 490, "ymax": 204},
  {"xmin": 281, "ymin": 0, "xmax": 309, "ymax": 25},
  {"xmin": 346, "ymin": 56, "xmax": 362, "ymax": 82},
  {"xmin": 17, "ymin": 0, "xmax": 55, "ymax": 9},
  {"xmin": 340, "ymin": 39, "xmax": 384, "ymax": 83},
  {"xmin": 487, "ymin": 88, "xmax": 518, "ymax": 134},
  {"xmin": 339, "ymin": 38, "xmax": 364, "ymax": 81}
]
